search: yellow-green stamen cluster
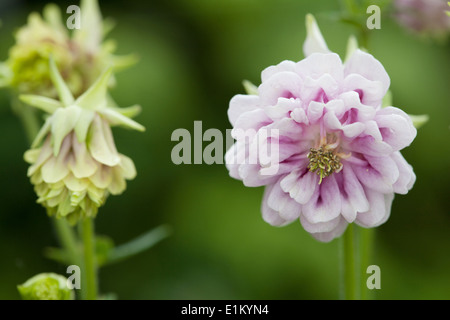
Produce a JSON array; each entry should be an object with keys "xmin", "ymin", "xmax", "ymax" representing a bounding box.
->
[{"xmin": 307, "ymin": 146, "xmax": 343, "ymax": 184}]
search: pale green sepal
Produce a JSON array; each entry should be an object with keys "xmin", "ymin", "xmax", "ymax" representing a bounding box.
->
[
  {"xmin": 31, "ymin": 117, "xmax": 52, "ymax": 148},
  {"xmin": 49, "ymin": 57, "xmax": 75, "ymax": 106},
  {"xmin": 109, "ymin": 105, "xmax": 142, "ymax": 118},
  {"xmin": 111, "ymin": 53, "xmax": 139, "ymax": 71},
  {"xmin": 75, "ymin": 67, "xmax": 112, "ymax": 110},
  {"xmin": 382, "ymin": 90, "xmax": 393, "ymax": 108},
  {"xmin": 51, "ymin": 105, "xmax": 81, "ymax": 156},
  {"xmin": 24, "ymin": 149, "xmax": 41, "ymax": 164},
  {"xmin": 102, "ymin": 17, "xmax": 116, "ymax": 37},
  {"xmin": 17, "ymin": 273, "xmax": 74, "ymax": 300},
  {"xmin": 43, "ymin": 3, "xmax": 67, "ymax": 35},
  {"xmin": 408, "ymin": 114, "xmax": 429, "ymax": 129},
  {"xmin": 344, "ymin": 35, "xmax": 358, "ymax": 63},
  {"xmin": 242, "ymin": 80, "xmax": 259, "ymax": 95},
  {"xmin": 74, "ymin": 109, "xmax": 95, "ymax": 142},
  {"xmin": 99, "ymin": 107, "xmax": 145, "ymax": 131},
  {"xmin": 19, "ymin": 94, "xmax": 62, "ymax": 114},
  {"xmin": 74, "ymin": 0, "xmax": 102, "ymax": 53},
  {"xmin": 303, "ymin": 14, "xmax": 330, "ymax": 57}
]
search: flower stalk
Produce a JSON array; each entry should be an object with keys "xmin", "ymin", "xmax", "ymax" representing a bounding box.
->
[{"xmin": 80, "ymin": 217, "xmax": 97, "ymax": 300}]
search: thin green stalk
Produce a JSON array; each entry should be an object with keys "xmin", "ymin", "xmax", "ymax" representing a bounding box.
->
[
  {"xmin": 80, "ymin": 217, "xmax": 98, "ymax": 300},
  {"xmin": 53, "ymin": 218, "xmax": 81, "ymax": 266},
  {"xmin": 360, "ymin": 227, "xmax": 375, "ymax": 300},
  {"xmin": 342, "ymin": 224, "xmax": 360, "ymax": 300}
]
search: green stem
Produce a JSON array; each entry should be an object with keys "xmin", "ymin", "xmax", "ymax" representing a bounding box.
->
[
  {"xmin": 360, "ymin": 227, "xmax": 375, "ymax": 300},
  {"xmin": 80, "ymin": 217, "xmax": 98, "ymax": 300},
  {"xmin": 342, "ymin": 224, "xmax": 360, "ymax": 300},
  {"xmin": 53, "ymin": 218, "xmax": 81, "ymax": 266}
]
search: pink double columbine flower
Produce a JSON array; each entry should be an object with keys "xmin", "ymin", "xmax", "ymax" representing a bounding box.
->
[{"xmin": 225, "ymin": 15, "xmax": 417, "ymax": 242}]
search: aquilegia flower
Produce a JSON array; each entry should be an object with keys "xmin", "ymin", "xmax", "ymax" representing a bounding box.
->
[
  {"xmin": 394, "ymin": 0, "xmax": 450, "ymax": 38},
  {"xmin": 0, "ymin": 0, "xmax": 136, "ymax": 98},
  {"xmin": 225, "ymin": 15, "xmax": 417, "ymax": 242},
  {"xmin": 22, "ymin": 58, "xmax": 144, "ymax": 224}
]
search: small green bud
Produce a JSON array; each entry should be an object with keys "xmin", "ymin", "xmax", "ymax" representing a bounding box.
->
[{"xmin": 17, "ymin": 273, "xmax": 74, "ymax": 300}]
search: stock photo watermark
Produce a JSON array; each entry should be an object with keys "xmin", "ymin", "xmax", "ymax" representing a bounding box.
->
[{"xmin": 171, "ymin": 121, "xmax": 281, "ymax": 175}]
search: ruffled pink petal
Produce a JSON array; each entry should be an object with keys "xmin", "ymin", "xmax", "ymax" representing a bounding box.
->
[
  {"xmin": 391, "ymin": 151, "xmax": 416, "ymax": 194},
  {"xmin": 267, "ymin": 179, "xmax": 302, "ymax": 221},
  {"xmin": 261, "ymin": 184, "xmax": 293, "ymax": 226},
  {"xmin": 228, "ymin": 94, "xmax": 261, "ymax": 126},
  {"xmin": 280, "ymin": 170, "xmax": 318, "ymax": 205},
  {"xmin": 376, "ymin": 107, "xmax": 417, "ymax": 151},
  {"xmin": 356, "ymin": 190, "xmax": 394, "ymax": 228},
  {"xmin": 309, "ymin": 217, "xmax": 348, "ymax": 242},
  {"xmin": 344, "ymin": 50, "xmax": 390, "ymax": 99},
  {"xmin": 302, "ymin": 175, "xmax": 341, "ymax": 223}
]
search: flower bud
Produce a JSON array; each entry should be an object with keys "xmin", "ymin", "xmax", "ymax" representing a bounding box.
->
[{"xmin": 17, "ymin": 273, "xmax": 74, "ymax": 300}]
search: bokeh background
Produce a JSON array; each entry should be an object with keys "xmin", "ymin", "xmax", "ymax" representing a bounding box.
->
[{"xmin": 0, "ymin": 0, "xmax": 449, "ymax": 300}]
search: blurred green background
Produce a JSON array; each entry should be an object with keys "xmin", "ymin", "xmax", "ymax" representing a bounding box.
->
[{"xmin": 0, "ymin": 0, "xmax": 449, "ymax": 300}]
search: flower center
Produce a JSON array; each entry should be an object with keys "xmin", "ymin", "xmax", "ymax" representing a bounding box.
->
[{"xmin": 307, "ymin": 146, "xmax": 343, "ymax": 184}]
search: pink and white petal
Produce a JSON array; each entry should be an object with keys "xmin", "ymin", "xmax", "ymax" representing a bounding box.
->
[
  {"xmin": 343, "ymin": 74, "xmax": 385, "ymax": 107},
  {"xmin": 366, "ymin": 155, "xmax": 399, "ymax": 185},
  {"xmin": 258, "ymin": 71, "xmax": 304, "ymax": 105},
  {"xmin": 280, "ymin": 170, "xmax": 318, "ymax": 205},
  {"xmin": 306, "ymin": 101, "xmax": 325, "ymax": 124},
  {"xmin": 265, "ymin": 98, "xmax": 303, "ymax": 121},
  {"xmin": 261, "ymin": 60, "xmax": 298, "ymax": 82},
  {"xmin": 376, "ymin": 107, "xmax": 417, "ymax": 151},
  {"xmin": 228, "ymin": 94, "xmax": 261, "ymax": 126},
  {"xmin": 349, "ymin": 135, "xmax": 392, "ymax": 157},
  {"xmin": 300, "ymin": 213, "xmax": 342, "ymax": 234},
  {"xmin": 291, "ymin": 108, "xmax": 309, "ymax": 125},
  {"xmin": 310, "ymin": 217, "xmax": 348, "ymax": 243},
  {"xmin": 352, "ymin": 157, "xmax": 394, "ymax": 194},
  {"xmin": 261, "ymin": 184, "xmax": 293, "ymax": 226},
  {"xmin": 356, "ymin": 190, "xmax": 394, "ymax": 228},
  {"xmin": 302, "ymin": 175, "xmax": 342, "ymax": 223},
  {"xmin": 267, "ymin": 180, "xmax": 302, "ymax": 221},
  {"xmin": 344, "ymin": 50, "xmax": 390, "ymax": 96},
  {"xmin": 339, "ymin": 164, "xmax": 370, "ymax": 221},
  {"xmin": 295, "ymin": 53, "xmax": 344, "ymax": 83},
  {"xmin": 232, "ymin": 108, "xmax": 271, "ymax": 134},
  {"xmin": 391, "ymin": 151, "xmax": 416, "ymax": 194}
]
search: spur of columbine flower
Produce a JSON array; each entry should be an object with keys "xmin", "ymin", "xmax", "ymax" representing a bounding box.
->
[
  {"xmin": 0, "ymin": 0, "xmax": 137, "ymax": 98},
  {"xmin": 22, "ymin": 58, "xmax": 144, "ymax": 224},
  {"xmin": 225, "ymin": 14, "xmax": 418, "ymax": 242}
]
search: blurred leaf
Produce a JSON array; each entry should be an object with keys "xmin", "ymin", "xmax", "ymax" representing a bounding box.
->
[
  {"xmin": 105, "ymin": 224, "xmax": 172, "ymax": 265},
  {"xmin": 95, "ymin": 235, "xmax": 115, "ymax": 267},
  {"xmin": 44, "ymin": 247, "xmax": 71, "ymax": 265}
]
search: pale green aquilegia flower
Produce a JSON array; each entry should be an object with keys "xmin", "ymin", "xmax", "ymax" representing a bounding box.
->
[
  {"xmin": 0, "ymin": 0, "xmax": 136, "ymax": 98},
  {"xmin": 22, "ymin": 58, "xmax": 144, "ymax": 224}
]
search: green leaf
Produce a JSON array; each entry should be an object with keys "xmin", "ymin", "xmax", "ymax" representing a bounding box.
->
[
  {"xmin": 95, "ymin": 235, "xmax": 115, "ymax": 267},
  {"xmin": 106, "ymin": 225, "xmax": 172, "ymax": 265}
]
